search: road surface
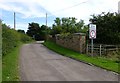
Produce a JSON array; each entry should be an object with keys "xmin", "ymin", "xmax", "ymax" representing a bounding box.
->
[{"xmin": 19, "ymin": 42, "xmax": 118, "ymax": 81}]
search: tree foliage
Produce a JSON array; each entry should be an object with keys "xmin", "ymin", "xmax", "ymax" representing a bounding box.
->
[
  {"xmin": 50, "ymin": 17, "xmax": 88, "ymax": 37},
  {"xmin": 17, "ymin": 29, "xmax": 25, "ymax": 34},
  {"xmin": 26, "ymin": 22, "xmax": 47, "ymax": 40},
  {"xmin": 27, "ymin": 22, "xmax": 40, "ymax": 37},
  {"xmin": 90, "ymin": 12, "xmax": 120, "ymax": 44}
]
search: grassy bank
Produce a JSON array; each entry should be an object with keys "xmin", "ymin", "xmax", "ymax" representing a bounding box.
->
[
  {"xmin": 43, "ymin": 41, "xmax": 119, "ymax": 74},
  {"xmin": 2, "ymin": 41, "xmax": 34, "ymax": 81},
  {"xmin": 2, "ymin": 23, "xmax": 34, "ymax": 81},
  {"xmin": 2, "ymin": 42, "xmax": 22, "ymax": 81}
]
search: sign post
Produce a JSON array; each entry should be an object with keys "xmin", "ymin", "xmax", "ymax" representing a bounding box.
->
[
  {"xmin": 91, "ymin": 39, "xmax": 93, "ymax": 56},
  {"xmin": 89, "ymin": 24, "xmax": 96, "ymax": 56}
]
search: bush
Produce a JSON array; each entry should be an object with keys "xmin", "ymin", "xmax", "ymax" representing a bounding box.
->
[
  {"xmin": 19, "ymin": 33, "xmax": 32, "ymax": 43},
  {"xmin": 2, "ymin": 24, "xmax": 33, "ymax": 56},
  {"xmin": 106, "ymin": 51, "xmax": 120, "ymax": 61},
  {"xmin": 2, "ymin": 26, "xmax": 19, "ymax": 56}
]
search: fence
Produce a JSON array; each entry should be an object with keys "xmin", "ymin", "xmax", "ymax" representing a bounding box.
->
[{"xmin": 86, "ymin": 44, "xmax": 120, "ymax": 56}]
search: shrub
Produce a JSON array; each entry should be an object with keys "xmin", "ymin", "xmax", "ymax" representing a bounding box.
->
[
  {"xmin": 2, "ymin": 24, "xmax": 33, "ymax": 56},
  {"xmin": 2, "ymin": 26, "xmax": 19, "ymax": 56},
  {"xmin": 19, "ymin": 33, "xmax": 32, "ymax": 43}
]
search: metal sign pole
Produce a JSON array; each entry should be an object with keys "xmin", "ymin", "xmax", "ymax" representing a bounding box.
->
[
  {"xmin": 89, "ymin": 24, "xmax": 96, "ymax": 57},
  {"xmin": 91, "ymin": 39, "xmax": 93, "ymax": 56}
]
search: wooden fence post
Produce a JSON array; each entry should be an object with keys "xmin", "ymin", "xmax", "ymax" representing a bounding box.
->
[
  {"xmin": 86, "ymin": 44, "xmax": 88, "ymax": 55},
  {"xmin": 100, "ymin": 44, "xmax": 102, "ymax": 56},
  {"xmin": 116, "ymin": 46, "xmax": 118, "ymax": 52}
]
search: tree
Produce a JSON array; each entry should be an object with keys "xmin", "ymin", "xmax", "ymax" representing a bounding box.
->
[
  {"xmin": 50, "ymin": 17, "xmax": 87, "ymax": 37},
  {"xmin": 26, "ymin": 22, "xmax": 41, "ymax": 40},
  {"xmin": 40, "ymin": 25, "xmax": 48, "ymax": 40},
  {"xmin": 17, "ymin": 29, "xmax": 25, "ymax": 34},
  {"xmin": 54, "ymin": 17, "xmax": 61, "ymax": 26},
  {"xmin": 26, "ymin": 22, "xmax": 48, "ymax": 40},
  {"xmin": 90, "ymin": 12, "xmax": 120, "ymax": 44}
]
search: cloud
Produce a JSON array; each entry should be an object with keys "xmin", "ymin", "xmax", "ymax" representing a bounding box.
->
[
  {"xmin": 0, "ymin": 0, "xmax": 51, "ymax": 18},
  {"xmin": 0, "ymin": 0, "xmax": 119, "ymax": 18},
  {"xmin": 0, "ymin": 0, "xmax": 119, "ymax": 28}
]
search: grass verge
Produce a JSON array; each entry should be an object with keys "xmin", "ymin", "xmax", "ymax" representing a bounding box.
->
[
  {"xmin": 2, "ymin": 40, "xmax": 35, "ymax": 81},
  {"xmin": 2, "ymin": 42, "xmax": 22, "ymax": 81},
  {"xmin": 43, "ymin": 41, "xmax": 119, "ymax": 74}
]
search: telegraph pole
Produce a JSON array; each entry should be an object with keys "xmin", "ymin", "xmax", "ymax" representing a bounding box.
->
[
  {"xmin": 118, "ymin": 1, "xmax": 120, "ymax": 14},
  {"xmin": 46, "ymin": 13, "xmax": 47, "ymax": 26},
  {"xmin": 14, "ymin": 12, "xmax": 16, "ymax": 30},
  {"xmin": 45, "ymin": 13, "xmax": 47, "ymax": 41}
]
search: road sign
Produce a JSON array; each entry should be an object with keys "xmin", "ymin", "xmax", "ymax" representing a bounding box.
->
[
  {"xmin": 89, "ymin": 24, "xmax": 96, "ymax": 56},
  {"xmin": 89, "ymin": 24, "xmax": 96, "ymax": 39}
]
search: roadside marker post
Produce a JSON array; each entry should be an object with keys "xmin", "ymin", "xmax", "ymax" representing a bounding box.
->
[{"xmin": 89, "ymin": 24, "xmax": 96, "ymax": 56}]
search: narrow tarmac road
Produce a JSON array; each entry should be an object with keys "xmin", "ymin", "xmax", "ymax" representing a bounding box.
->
[{"xmin": 19, "ymin": 42, "xmax": 118, "ymax": 81}]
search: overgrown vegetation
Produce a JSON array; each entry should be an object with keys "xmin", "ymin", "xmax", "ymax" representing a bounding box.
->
[
  {"xmin": 2, "ymin": 24, "xmax": 33, "ymax": 56},
  {"xmin": 90, "ymin": 12, "xmax": 120, "ymax": 44},
  {"xmin": 2, "ymin": 23, "xmax": 33, "ymax": 81},
  {"xmin": 106, "ymin": 51, "xmax": 120, "ymax": 61},
  {"xmin": 43, "ymin": 41, "xmax": 119, "ymax": 73}
]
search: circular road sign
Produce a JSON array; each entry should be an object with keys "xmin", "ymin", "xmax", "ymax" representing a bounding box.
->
[{"xmin": 90, "ymin": 30, "xmax": 96, "ymax": 38}]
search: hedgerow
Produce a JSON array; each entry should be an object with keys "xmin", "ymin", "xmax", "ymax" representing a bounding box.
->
[{"xmin": 2, "ymin": 24, "xmax": 33, "ymax": 56}]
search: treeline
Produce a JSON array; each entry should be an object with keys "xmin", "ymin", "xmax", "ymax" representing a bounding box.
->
[
  {"xmin": 50, "ymin": 17, "xmax": 88, "ymax": 37},
  {"xmin": 26, "ymin": 17, "xmax": 88, "ymax": 40},
  {"xmin": 26, "ymin": 12, "xmax": 120, "ymax": 44},
  {"xmin": 2, "ymin": 24, "xmax": 33, "ymax": 56}
]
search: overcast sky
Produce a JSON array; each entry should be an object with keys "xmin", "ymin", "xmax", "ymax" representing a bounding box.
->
[{"xmin": 0, "ymin": 0, "xmax": 119, "ymax": 32}]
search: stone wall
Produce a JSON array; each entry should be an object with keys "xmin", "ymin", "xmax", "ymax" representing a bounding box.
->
[{"xmin": 55, "ymin": 33, "xmax": 86, "ymax": 53}]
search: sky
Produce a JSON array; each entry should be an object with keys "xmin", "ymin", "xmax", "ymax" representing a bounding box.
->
[{"xmin": 0, "ymin": 0, "xmax": 119, "ymax": 32}]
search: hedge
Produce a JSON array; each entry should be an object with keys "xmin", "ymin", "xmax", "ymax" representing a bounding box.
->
[{"xmin": 2, "ymin": 24, "xmax": 33, "ymax": 56}]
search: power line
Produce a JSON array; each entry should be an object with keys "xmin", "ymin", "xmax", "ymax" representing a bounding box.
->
[{"xmin": 52, "ymin": 0, "xmax": 89, "ymax": 14}]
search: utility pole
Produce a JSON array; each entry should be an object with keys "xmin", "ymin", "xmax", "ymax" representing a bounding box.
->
[
  {"xmin": 46, "ymin": 13, "xmax": 47, "ymax": 26},
  {"xmin": 118, "ymin": 1, "xmax": 120, "ymax": 14},
  {"xmin": 45, "ymin": 13, "xmax": 47, "ymax": 41},
  {"xmin": 14, "ymin": 12, "xmax": 16, "ymax": 30}
]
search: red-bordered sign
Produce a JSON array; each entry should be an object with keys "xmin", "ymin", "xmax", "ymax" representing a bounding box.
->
[
  {"xmin": 89, "ymin": 24, "xmax": 96, "ymax": 39},
  {"xmin": 90, "ymin": 30, "xmax": 96, "ymax": 38}
]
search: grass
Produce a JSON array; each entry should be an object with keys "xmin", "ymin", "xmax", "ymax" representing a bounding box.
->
[
  {"xmin": 2, "ymin": 41, "xmax": 35, "ymax": 82},
  {"xmin": 43, "ymin": 41, "xmax": 119, "ymax": 74},
  {"xmin": 0, "ymin": 29, "xmax": 2, "ymax": 82},
  {"xmin": 2, "ymin": 42, "xmax": 22, "ymax": 81},
  {"xmin": 0, "ymin": 58, "xmax": 2, "ymax": 83}
]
